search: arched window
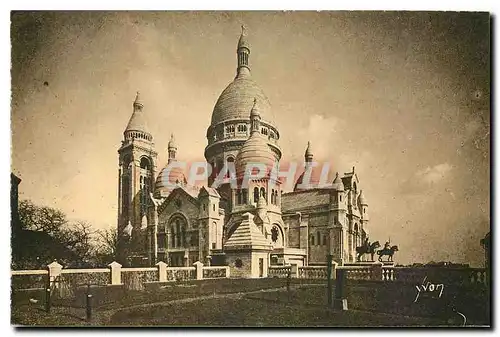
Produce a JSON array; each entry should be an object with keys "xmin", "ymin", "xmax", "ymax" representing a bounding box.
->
[
  {"xmin": 270, "ymin": 189, "xmax": 275, "ymax": 204},
  {"xmin": 340, "ymin": 195, "xmax": 342, "ymax": 202},
  {"xmin": 242, "ymin": 189, "xmax": 248, "ymax": 204},
  {"xmin": 169, "ymin": 216, "xmax": 188, "ymax": 248},
  {"xmin": 260, "ymin": 187, "xmax": 266, "ymax": 199},
  {"xmin": 270, "ymin": 224, "xmax": 284, "ymax": 247},
  {"xmin": 176, "ymin": 221, "xmax": 181, "ymax": 247},
  {"xmin": 317, "ymin": 231, "xmax": 321, "ymax": 245},
  {"xmin": 122, "ymin": 175, "xmax": 130, "ymax": 214},
  {"xmin": 310, "ymin": 235, "xmax": 315, "ymax": 246},
  {"xmin": 140, "ymin": 157, "xmax": 151, "ymax": 170},
  {"xmin": 323, "ymin": 235, "xmax": 327, "ymax": 246},
  {"xmin": 271, "ymin": 226, "xmax": 279, "ymax": 242},
  {"xmin": 254, "ymin": 187, "xmax": 259, "ymax": 203},
  {"xmin": 236, "ymin": 190, "xmax": 242, "ymax": 205},
  {"xmin": 225, "ymin": 157, "xmax": 235, "ymax": 178}
]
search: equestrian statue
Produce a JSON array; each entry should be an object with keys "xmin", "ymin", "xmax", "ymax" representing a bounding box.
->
[
  {"xmin": 355, "ymin": 238, "xmax": 381, "ymax": 261},
  {"xmin": 377, "ymin": 241, "xmax": 399, "ymax": 262}
]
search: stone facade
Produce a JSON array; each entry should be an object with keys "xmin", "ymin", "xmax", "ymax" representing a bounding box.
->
[{"xmin": 116, "ymin": 28, "xmax": 372, "ymax": 275}]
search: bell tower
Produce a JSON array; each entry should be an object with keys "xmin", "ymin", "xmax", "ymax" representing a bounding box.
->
[{"xmin": 117, "ymin": 92, "xmax": 158, "ymax": 262}]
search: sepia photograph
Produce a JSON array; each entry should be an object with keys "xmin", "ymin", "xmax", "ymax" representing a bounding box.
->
[{"xmin": 10, "ymin": 10, "xmax": 491, "ymax": 327}]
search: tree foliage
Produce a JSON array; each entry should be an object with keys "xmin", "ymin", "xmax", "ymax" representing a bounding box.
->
[{"xmin": 13, "ymin": 199, "xmax": 111, "ymax": 268}]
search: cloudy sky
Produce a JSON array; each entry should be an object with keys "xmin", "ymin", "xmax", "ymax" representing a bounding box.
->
[{"xmin": 11, "ymin": 11, "xmax": 490, "ymax": 266}]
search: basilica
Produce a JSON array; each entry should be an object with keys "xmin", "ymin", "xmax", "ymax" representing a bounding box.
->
[{"xmin": 116, "ymin": 28, "xmax": 370, "ymax": 277}]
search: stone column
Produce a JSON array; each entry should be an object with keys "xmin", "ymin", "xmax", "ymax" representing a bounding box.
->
[
  {"xmin": 47, "ymin": 261, "xmax": 63, "ymax": 289},
  {"xmin": 156, "ymin": 261, "xmax": 168, "ymax": 282},
  {"xmin": 193, "ymin": 261, "xmax": 204, "ymax": 280},
  {"xmin": 108, "ymin": 261, "xmax": 122, "ymax": 285}
]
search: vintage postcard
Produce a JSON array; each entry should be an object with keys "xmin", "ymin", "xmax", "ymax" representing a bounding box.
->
[{"xmin": 10, "ymin": 11, "xmax": 491, "ymax": 327}]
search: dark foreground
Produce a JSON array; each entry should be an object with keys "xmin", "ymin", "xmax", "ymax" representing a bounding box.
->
[{"xmin": 11, "ymin": 279, "xmax": 489, "ymax": 327}]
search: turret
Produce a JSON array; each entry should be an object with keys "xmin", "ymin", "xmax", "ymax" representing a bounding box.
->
[
  {"xmin": 168, "ymin": 133, "xmax": 177, "ymax": 164},
  {"xmin": 236, "ymin": 25, "xmax": 251, "ymax": 78},
  {"xmin": 358, "ymin": 190, "xmax": 369, "ymax": 221}
]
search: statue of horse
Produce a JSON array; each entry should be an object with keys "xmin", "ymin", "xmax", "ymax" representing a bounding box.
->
[
  {"xmin": 377, "ymin": 245, "xmax": 399, "ymax": 262},
  {"xmin": 356, "ymin": 241, "xmax": 380, "ymax": 261}
]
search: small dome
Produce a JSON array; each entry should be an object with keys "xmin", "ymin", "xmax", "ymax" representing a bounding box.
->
[
  {"xmin": 358, "ymin": 190, "xmax": 367, "ymax": 205},
  {"xmin": 155, "ymin": 164, "xmax": 187, "ymax": 197},
  {"xmin": 235, "ymin": 133, "xmax": 276, "ymax": 178},
  {"xmin": 332, "ymin": 172, "xmax": 344, "ymax": 191}
]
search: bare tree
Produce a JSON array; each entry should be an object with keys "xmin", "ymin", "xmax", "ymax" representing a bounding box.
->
[
  {"xmin": 59, "ymin": 221, "xmax": 97, "ymax": 266},
  {"xmin": 94, "ymin": 227, "xmax": 119, "ymax": 265}
]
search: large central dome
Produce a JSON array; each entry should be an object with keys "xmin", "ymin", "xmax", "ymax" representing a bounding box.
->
[{"xmin": 211, "ymin": 77, "xmax": 274, "ymax": 126}]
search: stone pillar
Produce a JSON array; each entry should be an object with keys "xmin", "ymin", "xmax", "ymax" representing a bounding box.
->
[
  {"xmin": 47, "ymin": 261, "xmax": 63, "ymax": 288},
  {"xmin": 331, "ymin": 260, "xmax": 338, "ymax": 280},
  {"xmin": 108, "ymin": 261, "xmax": 122, "ymax": 285},
  {"xmin": 333, "ymin": 267, "xmax": 348, "ymax": 311},
  {"xmin": 225, "ymin": 266, "xmax": 231, "ymax": 278},
  {"xmin": 371, "ymin": 261, "xmax": 383, "ymax": 281},
  {"xmin": 184, "ymin": 250, "xmax": 189, "ymax": 267},
  {"xmin": 290, "ymin": 263, "xmax": 298, "ymax": 278},
  {"xmin": 193, "ymin": 261, "xmax": 204, "ymax": 280},
  {"xmin": 156, "ymin": 261, "xmax": 168, "ymax": 282}
]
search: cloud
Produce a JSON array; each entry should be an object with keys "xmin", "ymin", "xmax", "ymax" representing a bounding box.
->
[
  {"xmin": 416, "ymin": 163, "xmax": 453, "ymax": 184},
  {"xmin": 399, "ymin": 162, "xmax": 453, "ymax": 195},
  {"xmin": 294, "ymin": 114, "xmax": 343, "ymax": 160}
]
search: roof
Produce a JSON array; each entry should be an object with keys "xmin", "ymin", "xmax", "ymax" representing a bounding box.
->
[
  {"xmin": 358, "ymin": 190, "xmax": 367, "ymax": 205},
  {"xmin": 198, "ymin": 186, "xmax": 221, "ymax": 198},
  {"xmin": 305, "ymin": 141, "xmax": 313, "ymax": 159},
  {"xmin": 235, "ymin": 132, "xmax": 276, "ymax": 178},
  {"xmin": 211, "ymin": 77, "xmax": 276, "ymax": 127},
  {"xmin": 332, "ymin": 172, "xmax": 344, "ymax": 191},
  {"xmin": 224, "ymin": 213, "xmax": 272, "ymax": 250},
  {"xmin": 125, "ymin": 111, "xmax": 149, "ymax": 134},
  {"xmin": 281, "ymin": 189, "xmax": 331, "ymax": 212},
  {"xmin": 294, "ymin": 165, "xmax": 334, "ymax": 191},
  {"xmin": 155, "ymin": 163, "xmax": 187, "ymax": 197}
]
